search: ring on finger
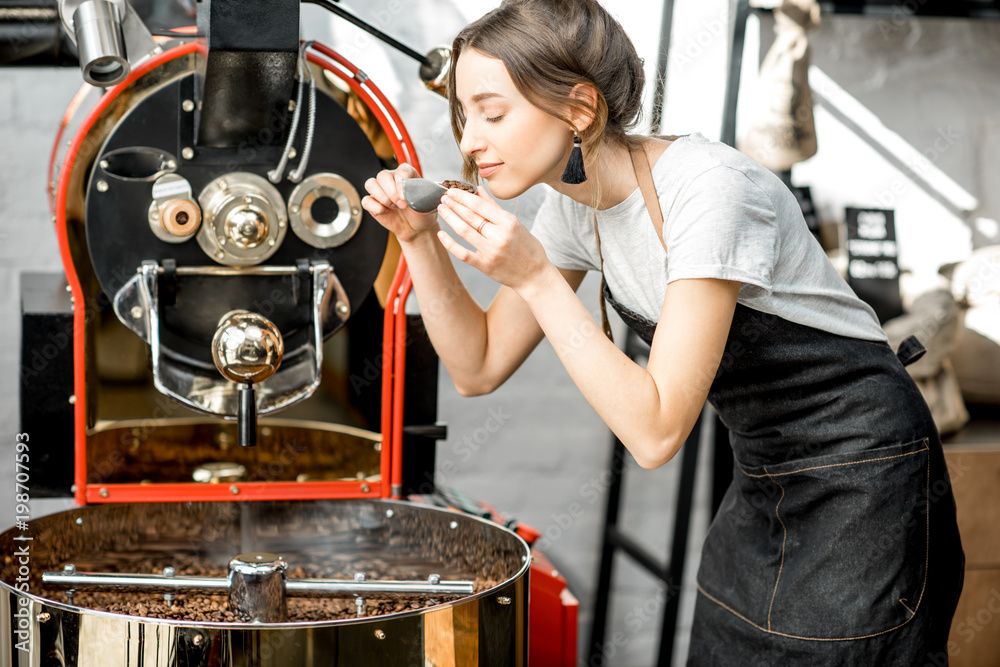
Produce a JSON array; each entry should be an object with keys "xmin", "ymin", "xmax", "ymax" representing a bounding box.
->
[{"xmin": 476, "ymin": 217, "xmax": 490, "ymax": 235}]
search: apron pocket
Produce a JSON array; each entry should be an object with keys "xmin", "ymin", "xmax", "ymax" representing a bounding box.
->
[{"xmin": 701, "ymin": 437, "xmax": 931, "ymax": 641}]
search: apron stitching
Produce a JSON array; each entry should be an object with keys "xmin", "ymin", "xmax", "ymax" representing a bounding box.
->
[
  {"xmin": 696, "ymin": 582, "xmax": 921, "ymax": 642},
  {"xmin": 764, "ymin": 468, "xmax": 787, "ymax": 633},
  {"xmin": 899, "ymin": 598, "xmax": 915, "ymax": 616},
  {"xmin": 738, "ymin": 441, "xmax": 929, "ymax": 478},
  {"xmin": 698, "ymin": 445, "xmax": 933, "ymax": 641}
]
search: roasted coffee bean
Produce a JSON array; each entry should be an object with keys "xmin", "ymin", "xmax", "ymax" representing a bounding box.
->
[{"xmin": 441, "ymin": 180, "xmax": 476, "ymax": 193}]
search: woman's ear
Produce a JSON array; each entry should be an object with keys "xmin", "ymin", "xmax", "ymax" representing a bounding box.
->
[{"xmin": 568, "ymin": 83, "xmax": 599, "ymax": 133}]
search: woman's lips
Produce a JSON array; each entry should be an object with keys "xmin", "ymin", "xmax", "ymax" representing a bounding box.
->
[{"xmin": 478, "ymin": 163, "xmax": 502, "ymax": 178}]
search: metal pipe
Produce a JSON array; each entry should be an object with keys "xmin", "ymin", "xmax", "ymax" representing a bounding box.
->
[
  {"xmin": 303, "ymin": 0, "xmax": 431, "ymax": 67},
  {"xmin": 72, "ymin": 0, "xmax": 128, "ymax": 86},
  {"xmin": 42, "ymin": 570, "xmax": 475, "ymax": 599}
]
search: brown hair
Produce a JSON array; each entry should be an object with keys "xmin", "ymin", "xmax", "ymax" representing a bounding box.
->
[{"xmin": 448, "ymin": 0, "xmax": 646, "ymax": 183}]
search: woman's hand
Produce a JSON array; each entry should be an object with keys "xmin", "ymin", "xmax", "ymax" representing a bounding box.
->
[
  {"xmin": 436, "ymin": 187, "xmax": 551, "ymax": 293},
  {"xmin": 362, "ymin": 163, "xmax": 439, "ymax": 244}
]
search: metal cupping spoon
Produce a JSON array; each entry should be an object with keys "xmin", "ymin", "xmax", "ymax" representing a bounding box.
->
[{"xmin": 402, "ymin": 178, "xmax": 477, "ymax": 213}]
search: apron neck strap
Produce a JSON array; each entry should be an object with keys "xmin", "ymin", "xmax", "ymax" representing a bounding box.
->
[
  {"xmin": 594, "ymin": 139, "xmax": 669, "ymax": 342},
  {"xmin": 627, "ymin": 141, "xmax": 667, "ymax": 253}
]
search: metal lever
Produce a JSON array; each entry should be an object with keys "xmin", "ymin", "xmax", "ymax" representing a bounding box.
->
[
  {"xmin": 211, "ymin": 311, "xmax": 284, "ymax": 447},
  {"xmin": 43, "ymin": 555, "xmax": 475, "ymax": 623}
]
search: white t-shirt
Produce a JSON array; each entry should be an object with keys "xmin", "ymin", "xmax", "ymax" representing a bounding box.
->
[{"xmin": 530, "ymin": 133, "xmax": 888, "ymax": 343}]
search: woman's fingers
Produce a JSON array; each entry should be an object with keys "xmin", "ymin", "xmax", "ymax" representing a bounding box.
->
[
  {"xmin": 437, "ymin": 200, "xmax": 483, "ymax": 246},
  {"xmin": 375, "ymin": 170, "xmax": 405, "ymax": 208},
  {"xmin": 361, "ymin": 194, "xmax": 387, "ymax": 217},
  {"xmin": 444, "ymin": 188, "xmax": 507, "ymax": 225},
  {"xmin": 436, "ymin": 229, "xmax": 478, "ymax": 267}
]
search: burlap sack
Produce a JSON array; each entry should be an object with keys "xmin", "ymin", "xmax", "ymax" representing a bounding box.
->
[{"xmin": 739, "ymin": 0, "xmax": 821, "ymax": 170}]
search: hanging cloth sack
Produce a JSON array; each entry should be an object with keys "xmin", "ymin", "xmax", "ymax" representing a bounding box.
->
[{"xmin": 739, "ymin": 0, "xmax": 821, "ymax": 170}]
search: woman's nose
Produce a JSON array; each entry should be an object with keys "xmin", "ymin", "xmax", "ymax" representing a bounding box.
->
[{"xmin": 459, "ymin": 123, "xmax": 483, "ymax": 157}]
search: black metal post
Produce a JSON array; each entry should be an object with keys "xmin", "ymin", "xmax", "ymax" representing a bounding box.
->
[
  {"xmin": 721, "ymin": 0, "xmax": 750, "ymax": 148},
  {"xmin": 651, "ymin": 0, "xmax": 676, "ymax": 134}
]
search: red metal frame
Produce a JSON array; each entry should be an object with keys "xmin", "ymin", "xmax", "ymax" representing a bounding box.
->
[{"xmin": 55, "ymin": 40, "xmax": 417, "ymax": 505}]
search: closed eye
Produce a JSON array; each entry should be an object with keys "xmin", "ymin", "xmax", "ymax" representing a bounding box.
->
[{"xmin": 485, "ymin": 114, "xmax": 505, "ymax": 123}]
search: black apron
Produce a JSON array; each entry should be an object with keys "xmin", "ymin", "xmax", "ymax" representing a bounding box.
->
[
  {"xmin": 601, "ymin": 143, "xmax": 965, "ymax": 665},
  {"xmin": 608, "ymin": 291, "xmax": 964, "ymax": 665}
]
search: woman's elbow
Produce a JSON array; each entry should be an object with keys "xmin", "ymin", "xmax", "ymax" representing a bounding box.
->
[
  {"xmin": 453, "ymin": 376, "xmax": 499, "ymax": 397},
  {"xmin": 631, "ymin": 436, "xmax": 684, "ymax": 470}
]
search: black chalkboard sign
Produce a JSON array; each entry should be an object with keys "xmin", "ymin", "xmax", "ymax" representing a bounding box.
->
[{"xmin": 845, "ymin": 207, "xmax": 903, "ymax": 323}]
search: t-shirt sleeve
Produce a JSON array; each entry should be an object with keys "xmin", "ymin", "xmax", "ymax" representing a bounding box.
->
[
  {"xmin": 528, "ymin": 187, "xmax": 599, "ymax": 272},
  {"xmin": 665, "ymin": 166, "xmax": 779, "ymax": 299}
]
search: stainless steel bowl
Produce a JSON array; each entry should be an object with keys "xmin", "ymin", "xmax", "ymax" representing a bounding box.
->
[{"xmin": 1, "ymin": 500, "xmax": 529, "ymax": 666}]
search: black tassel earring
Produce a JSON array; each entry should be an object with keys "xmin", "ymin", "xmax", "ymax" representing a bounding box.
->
[{"xmin": 561, "ymin": 132, "xmax": 587, "ymax": 184}]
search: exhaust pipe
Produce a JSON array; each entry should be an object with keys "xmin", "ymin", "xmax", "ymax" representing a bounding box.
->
[{"xmin": 72, "ymin": 0, "xmax": 127, "ymax": 86}]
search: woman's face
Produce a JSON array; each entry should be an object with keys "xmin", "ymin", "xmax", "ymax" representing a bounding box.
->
[{"xmin": 454, "ymin": 48, "xmax": 574, "ymax": 199}]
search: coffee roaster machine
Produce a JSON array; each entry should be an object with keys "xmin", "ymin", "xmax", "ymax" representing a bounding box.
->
[{"xmin": 1, "ymin": 1, "xmax": 578, "ymax": 664}]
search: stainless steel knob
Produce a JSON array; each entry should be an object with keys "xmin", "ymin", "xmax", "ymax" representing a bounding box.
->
[
  {"xmin": 228, "ymin": 553, "xmax": 288, "ymax": 623},
  {"xmin": 211, "ymin": 310, "xmax": 283, "ymax": 384}
]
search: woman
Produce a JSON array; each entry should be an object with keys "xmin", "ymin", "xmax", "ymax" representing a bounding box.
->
[{"xmin": 362, "ymin": 0, "xmax": 964, "ymax": 663}]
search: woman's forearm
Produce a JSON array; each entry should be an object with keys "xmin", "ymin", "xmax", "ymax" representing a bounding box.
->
[
  {"xmin": 397, "ymin": 230, "xmax": 492, "ymax": 393},
  {"xmin": 514, "ymin": 264, "xmax": 724, "ymax": 469}
]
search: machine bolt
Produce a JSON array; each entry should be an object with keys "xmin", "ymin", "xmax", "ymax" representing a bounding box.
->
[
  {"xmin": 290, "ymin": 205, "xmax": 300, "ymax": 214},
  {"xmin": 336, "ymin": 302, "xmax": 349, "ymax": 315},
  {"xmin": 215, "ymin": 251, "xmax": 225, "ymax": 259},
  {"xmin": 230, "ymin": 485, "xmax": 240, "ymax": 495},
  {"xmin": 131, "ymin": 306, "xmax": 143, "ymax": 319},
  {"xmin": 37, "ymin": 612, "xmax": 51, "ymax": 623},
  {"xmin": 68, "ymin": 395, "xmax": 76, "ymax": 404},
  {"xmin": 428, "ymin": 574, "xmax": 440, "ymax": 585},
  {"xmin": 288, "ymin": 99, "xmax": 296, "ymax": 112},
  {"xmin": 449, "ymin": 521, "xmax": 458, "ymax": 530},
  {"xmin": 182, "ymin": 147, "xmax": 194, "ymax": 160},
  {"xmin": 268, "ymin": 238, "xmax": 275, "ymax": 246},
  {"xmin": 99, "ymin": 488, "xmax": 108, "ymax": 498},
  {"xmin": 354, "ymin": 573, "xmax": 366, "ymax": 582},
  {"xmin": 192, "ymin": 634, "xmax": 204, "ymax": 646},
  {"xmin": 497, "ymin": 596, "xmax": 512, "ymax": 605},
  {"xmin": 288, "ymin": 148, "xmax": 297, "ymax": 159},
  {"xmin": 385, "ymin": 509, "xmax": 394, "ymax": 518},
  {"xmin": 360, "ymin": 483, "xmax": 370, "ymax": 493},
  {"xmin": 182, "ymin": 99, "xmax": 194, "ymax": 112},
  {"xmin": 99, "ymin": 159, "xmax": 109, "ymax": 170},
  {"xmin": 166, "ymin": 160, "xmax": 177, "ymax": 170},
  {"xmin": 96, "ymin": 180, "xmax": 109, "ymax": 192},
  {"xmin": 63, "ymin": 564, "xmax": 76, "ymax": 575},
  {"xmin": 374, "ymin": 629, "xmax": 386, "ymax": 640},
  {"xmin": 163, "ymin": 567, "xmax": 176, "ymax": 603},
  {"xmin": 75, "ymin": 517, "xmax": 83, "ymax": 526},
  {"xmin": 352, "ymin": 207, "xmax": 360, "ymax": 216}
]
